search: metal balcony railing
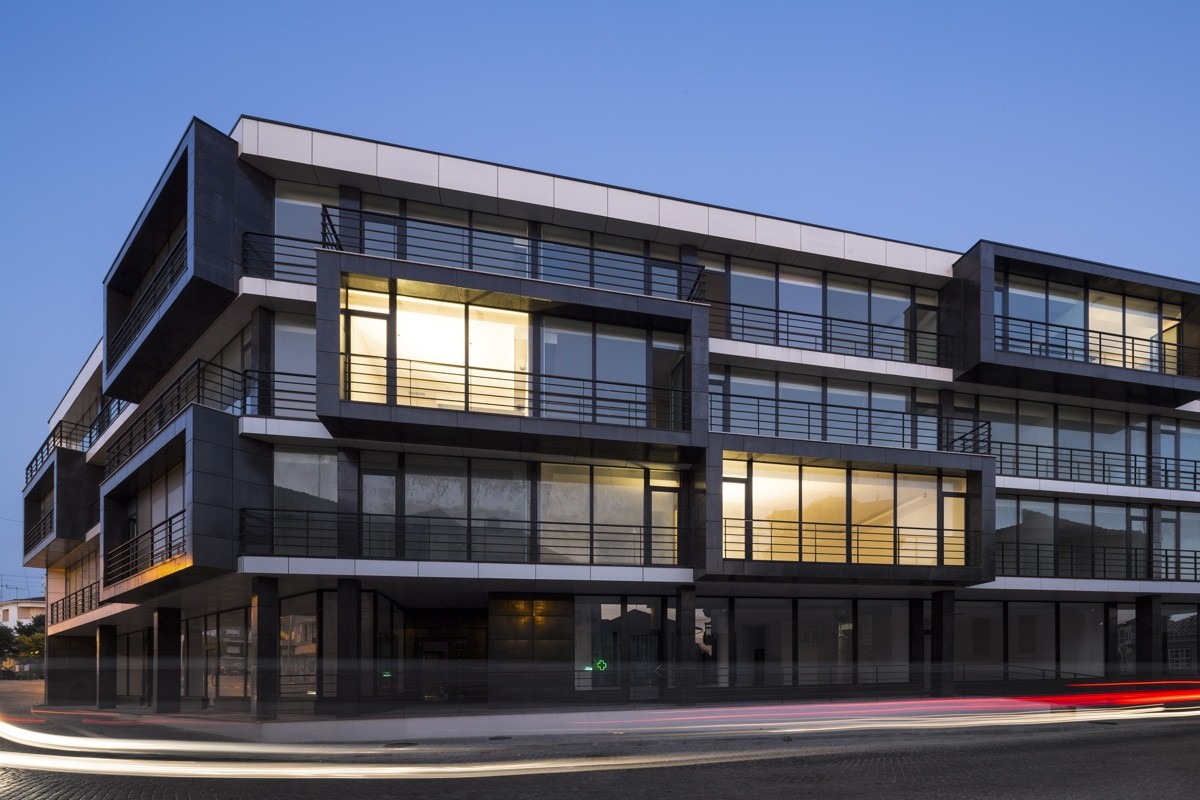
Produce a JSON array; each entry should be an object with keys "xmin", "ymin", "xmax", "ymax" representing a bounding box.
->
[
  {"xmin": 722, "ymin": 519, "xmax": 980, "ymax": 567},
  {"xmin": 994, "ymin": 316, "xmax": 1200, "ymax": 377},
  {"xmin": 241, "ymin": 509, "xmax": 677, "ymax": 566},
  {"xmin": 996, "ymin": 542, "xmax": 1200, "ymax": 582},
  {"xmin": 242, "ymin": 209, "xmax": 706, "ymax": 301},
  {"xmin": 243, "ymin": 370, "xmax": 317, "ymax": 419},
  {"xmin": 707, "ymin": 300, "xmax": 953, "ymax": 366},
  {"xmin": 24, "ymin": 509, "xmax": 53, "ymax": 554},
  {"xmin": 108, "ymin": 234, "xmax": 189, "ymax": 365},
  {"xmin": 343, "ymin": 354, "xmax": 690, "ymax": 430},
  {"xmin": 977, "ymin": 440, "xmax": 1200, "ymax": 491},
  {"xmin": 104, "ymin": 511, "xmax": 186, "ymax": 585},
  {"xmin": 24, "ymin": 396, "xmax": 130, "ymax": 487},
  {"xmin": 103, "ymin": 360, "xmax": 244, "ymax": 477},
  {"xmin": 711, "ymin": 394, "xmax": 990, "ymax": 452},
  {"xmin": 49, "ymin": 582, "xmax": 99, "ymax": 625}
]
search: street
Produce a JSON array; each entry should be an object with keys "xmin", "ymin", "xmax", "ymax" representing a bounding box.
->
[{"xmin": 1, "ymin": 681, "xmax": 1198, "ymax": 799}]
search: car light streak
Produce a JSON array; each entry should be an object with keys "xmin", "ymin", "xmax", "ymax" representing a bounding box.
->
[{"xmin": 0, "ymin": 703, "xmax": 1197, "ymax": 780}]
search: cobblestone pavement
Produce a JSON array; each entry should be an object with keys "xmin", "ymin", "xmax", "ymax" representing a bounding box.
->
[{"xmin": 1, "ymin": 682, "xmax": 1198, "ymax": 799}]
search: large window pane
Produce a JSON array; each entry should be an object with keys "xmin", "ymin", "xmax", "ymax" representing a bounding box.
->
[
  {"xmin": 467, "ymin": 307, "xmax": 529, "ymax": 415},
  {"xmin": 851, "ymin": 470, "xmax": 893, "ymax": 564},
  {"xmin": 955, "ymin": 601, "xmax": 1003, "ymax": 681},
  {"xmin": 404, "ymin": 455, "xmax": 467, "ymax": 560},
  {"xmin": 539, "ymin": 464, "xmax": 590, "ymax": 563},
  {"xmin": 396, "ymin": 297, "xmax": 465, "ymax": 410},
  {"xmin": 796, "ymin": 599, "xmax": 853, "ymax": 685},
  {"xmin": 593, "ymin": 467, "xmax": 644, "ymax": 564},
  {"xmin": 734, "ymin": 599, "xmax": 793, "ymax": 687},
  {"xmin": 471, "ymin": 459, "xmax": 529, "ymax": 562},
  {"xmin": 896, "ymin": 474, "xmax": 938, "ymax": 565},
  {"xmin": 802, "ymin": 467, "xmax": 845, "ymax": 562},
  {"xmin": 541, "ymin": 319, "xmax": 593, "ymax": 421},
  {"xmin": 1007, "ymin": 602, "xmax": 1055, "ymax": 679},
  {"xmin": 596, "ymin": 326, "xmax": 647, "ymax": 425},
  {"xmin": 751, "ymin": 462, "xmax": 798, "ymax": 561},
  {"xmin": 858, "ymin": 600, "xmax": 908, "ymax": 683}
]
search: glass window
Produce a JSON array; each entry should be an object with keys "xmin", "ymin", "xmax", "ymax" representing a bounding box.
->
[
  {"xmin": 796, "ymin": 599, "xmax": 853, "ymax": 685},
  {"xmin": 539, "ymin": 463, "xmax": 591, "ymax": 563},
  {"xmin": 851, "ymin": 470, "xmax": 893, "ymax": 564},
  {"xmin": 1007, "ymin": 602, "xmax": 1056, "ymax": 680},
  {"xmin": 593, "ymin": 467, "xmax": 643, "ymax": 564},
  {"xmin": 751, "ymin": 463, "xmax": 799, "ymax": 561},
  {"xmin": 896, "ymin": 474, "xmax": 938, "ymax": 565},
  {"xmin": 471, "ymin": 459, "xmax": 530, "ymax": 563},
  {"xmin": 274, "ymin": 181, "xmax": 337, "ymax": 243},
  {"xmin": 800, "ymin": 466, "xmax": 844, "ymax": 562},
  {"xmin": 467, "ymin": 307, "xmax": 529, "ymax": 415},
  {"xmin": 404, "ymin": 455, "xmax": 467, "ymax": 561},
  {"xmin": 1006, "ymin": 274, "xmax": 1046, "ymax": 322},
  {"xmin": 730, "ymin": 258, "xmax": 774, "ymax": 308},
  {"xmin": 734, "ymin": 599, "xmax": 793, "ymax": 687},
  {"xmin": 858, "ymin": 600, "xmax": 908, "ymax": 683},
  {"xmin": 1060, "ymin": 603, "xmax": 1104, "ymax": 678},
  {"xmin": 395, "ymin": 296, "xmax": 465, "ymax": 408},
  {"xmin": 955, "ymin": 601, "xmax": 1004, "ymax": 681},
  {"xmin": 274, "ymin": 448, "xmax": 337, "ymax": 512},
  {"xmin": 575, "ymin": 597, "xmax": 622, "ymax": 690}
]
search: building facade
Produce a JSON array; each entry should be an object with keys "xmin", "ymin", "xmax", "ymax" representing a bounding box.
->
[{"xmin": 22, "ymin": 116, "xmax": 1200, "ymax": 716}]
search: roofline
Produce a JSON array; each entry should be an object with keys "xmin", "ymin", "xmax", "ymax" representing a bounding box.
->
[
  {"xmin": 974, "ymin": 239, "xmax": 1200, "ymax": 294},
  {"xmin": 233, "ymin": 114, "xmax": 963, "ymax": 258}
]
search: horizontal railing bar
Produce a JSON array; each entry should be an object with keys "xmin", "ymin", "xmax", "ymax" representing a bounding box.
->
[
  {"xmin": 240, "ymin": 508, "xmax": 676, "ymax": 566},
  {"xmin": 994, "ymin": 316, "xmax": 1200, "ymax": 377},
  {"xmin": 108, "ymin": 234, "xmax": 189, "ymax": 365},
  {"xmin": 721, "ymin": 518, "xmax": 980, "ymax": 567},
  {"xmin": 996, "ymin": 541, "xmax": 1200, "ymax": 582},
  {"xmin": 104, "ymin": 511, "xmax": 186, "ymax": 585}
]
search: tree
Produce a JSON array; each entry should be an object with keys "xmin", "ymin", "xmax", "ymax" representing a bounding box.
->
[
  {"xmin": 0, "ymin": 625, "xmax": 16, "ymax": 661},
  {"xmin": 14, "ymin": 614, "xmax": 44, "ymax": 665}
]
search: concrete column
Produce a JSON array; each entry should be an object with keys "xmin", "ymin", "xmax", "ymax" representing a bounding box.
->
[
  {"xmin": 153, "ymin": 608, "xmax": 182, "ymax": 713},
  {"xmin": 1136, "ymin": 594, "xmax": 1163, "ymax": 680},
  {"xmin": 96, "ymin": 625, "xmax": 117, "ymax": 709},
  {"xmin": 908, "ymin": 598, "xmax": 927, "ymax": 692},
  {"xmin": 675, "ymin": 585, "xmax": 696, "ymax": 705},
  {"xmin": 336, "ymin": 578, "xmax": 361, "ymax": 718},
  {"xmin": 930, "ymin": 591, "xmax": 955, "ymax": 696},
  {"xmin": 251, "ymin": 576, "xmax": 280, "ymax": 721}
]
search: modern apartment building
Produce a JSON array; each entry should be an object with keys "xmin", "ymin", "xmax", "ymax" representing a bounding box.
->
[{"xmin": 22, "ymin": 116, "xmax": 1200, "ymax": 717}]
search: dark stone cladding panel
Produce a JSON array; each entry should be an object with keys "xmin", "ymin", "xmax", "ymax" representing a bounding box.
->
[
  {"xmin": 954, "ymin": 240, "xmax": 1200, "ymax": 407},
  {"xmin": 104, "ymin": 119, "xmax": 273, "ymax": 402},
  {"xmin": 98, "ymin": 404, "xmax": 270, "ymax": 605}
]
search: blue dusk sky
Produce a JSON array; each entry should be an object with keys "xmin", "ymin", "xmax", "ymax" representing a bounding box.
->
[{"xmin": 0, "ymin": 1, "xmax": 1197, "ymax": 589}]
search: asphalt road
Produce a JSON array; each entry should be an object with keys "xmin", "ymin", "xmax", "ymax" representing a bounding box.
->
[{"xmin": 1, "ymin": 681, "xmax": 1198, "ymax": 799}]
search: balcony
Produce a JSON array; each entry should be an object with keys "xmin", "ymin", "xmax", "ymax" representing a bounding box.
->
[
  {"xmin": 994, "ymin": 316, "xmax": 1200, "ymax": 378},
  {"xmin": 107, "ymin": 235, "xmax": 188, "ymax": 366},
  {"xmin": 49, "ymin": 582, "xmax": 99, "ymax": 626},
  {"xmin": 722, "ymin": 519, "xmax": 980, "ymax": 568},
  {"xmin": 982, "ymin": 441, "xmax": 1200, "ymax": 491},
  {"xmin": 24, "ymin": 397, "xmax": 129, "ymax": 486},
  {"xmin": 711, "ymin": 394, "xmax": 989, "ymax": 452},
  {"xmin": 343, "ymin": 355, "xmax": 690, "ymax": 431},
  {"xmin": 243, "ymin": 207, "xmax": 704, "ymax": 300},
  {"xmin": 104, "ymin": 510, "xmax": 186, "ymax": 585},
  {"xmin": 241, "ymin": 509, "xmax": 677, "ymax": 566},
  {"xmin": 709, "ymin": 301, "xmax": 952, "ymax": 367},
  {"xmin": 24, "ymin": 509, "xmax": 53, "ymax": 555},
  {"xmin": 996, "ymin": 542, "xmax": 1200, "ymax": 582}
]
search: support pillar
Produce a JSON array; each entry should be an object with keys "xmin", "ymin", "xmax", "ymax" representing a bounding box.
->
[
  {"xmin": 153, "ymin": 608, "xmax": 182, "ymax": 713},
  {"xmin": 1104, "ymin": 603, "xmax": 1120, "ymax": 677},
  {"xmin": 96, "ymin": 625, "xmax": 117, "ymax": 709},
  {"xmin": 908, "ymin": 598, "xmax": 926, "ymax": 692},
  {"xmin": 676, "ymin": 586, "xmax": 696, "ymax": 705},
  {"xmin": 251, "ymin": 576, "xmax": 280, "ymax": 721},
  {"xmin": 1136, "ymin": 594, "xmax": 1163, "ymax": 680},
  {"xmin": 930, "ymin": 590, "xmax": 955, "ymax": 696},
  {"xmin": 336, "ymin": 578, "xmax": 361, "ymax": 718}
]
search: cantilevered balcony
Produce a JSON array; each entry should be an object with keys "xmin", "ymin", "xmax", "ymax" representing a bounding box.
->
[
  {"xmin": 711, "ymin": 394, "xmax": 989, "ymax": 452},
  {"xmin": 979, "ymin": 441, "xmax": 1200, "ymax": 491},
  {"xmin": 342, "ymin": 355, "xmax": 690, "ymax": 431},
  {"xmin": 996, "ymin": 542, "xmax": 1200, "ymax": 582},
  {"xmin": 994, "ymin": 316, "xmax": 1200, "ymax": 378},
  {"xmin": 48, "ymin": 582, "xmax": 100, "ymax": 626},
  {"xmin": 708, "ymin": 301, "xmax": 953, "ymax": 367},
  {"xmin": 243, "ymin": 206, "xmax": 704, "ymax": 300},
  {"xmin": 104, "ymin": 511, "xmax": 185, "ymax": 585},
  {"xmin": 24, "ymin": 397, "xmax": 128, "ymax": 487},
  {"xmin": 107, "ymin": 235, "xmax": 188, "ymax": 367},
  {"xmin": 241, "ymin": 509, "xmax": 677, "ymax": 566}
]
